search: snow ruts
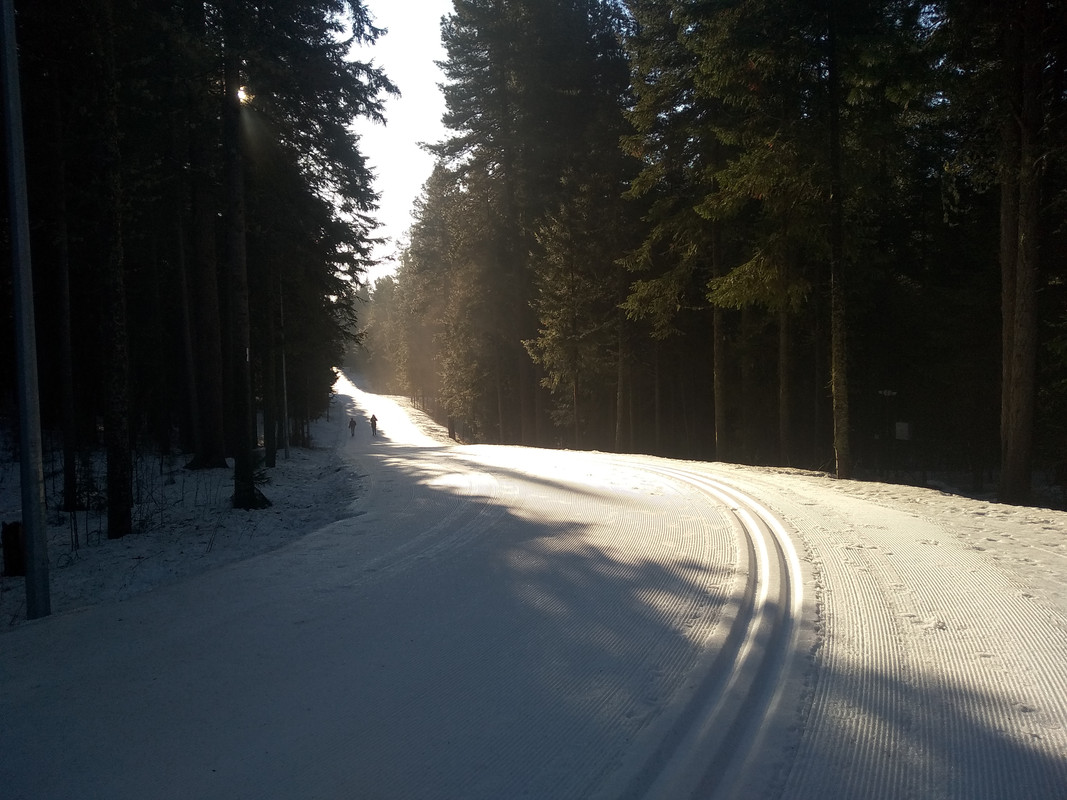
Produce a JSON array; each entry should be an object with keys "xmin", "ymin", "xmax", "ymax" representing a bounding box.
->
[
  {"xmin": 596, "ymin": 459, "xmax": 805, "ymax": 800},
  {"xmin": 331, "ymin": 445, "xmax": 745, "ymax": 799},
  {"xmin": 717, "ymin": 471, "xmax": 1067, "ymax": 799}
]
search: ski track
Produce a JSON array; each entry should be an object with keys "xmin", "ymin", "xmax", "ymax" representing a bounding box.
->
[
  {"xmin": 706, "ymin": 467, "xmax": 1067, "ymax": 799},
  {"xmin": 581, "ymin": 459, "xmax": 805, "ymax": 800},
  {"xmin": 296, "ymin": 427, "xmax": 749, "ymax": 800},
  {"xmin": 412, "ymin": 447, "xmax": 742, "ymax": 799},
  {"xmin": 3, "ymin": 380, "xmax": 1066, "ymax": 798}
]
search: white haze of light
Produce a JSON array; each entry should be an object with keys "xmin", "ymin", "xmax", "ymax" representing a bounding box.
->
[{"xmin": 354, "ymin": 0, "xmax": 452, "ymax": 286}]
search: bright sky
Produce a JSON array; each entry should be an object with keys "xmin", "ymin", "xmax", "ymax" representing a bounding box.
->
[{"xmin": 356, "ymin": 0, "xmax": 453, "ymax": 285}]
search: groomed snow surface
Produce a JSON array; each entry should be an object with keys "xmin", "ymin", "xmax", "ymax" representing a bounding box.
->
[{"xmin": 2, "ymin": 370, "xmax": 1065, "ymax": 799}]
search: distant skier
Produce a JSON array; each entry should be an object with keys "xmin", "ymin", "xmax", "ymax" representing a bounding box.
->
[
  {"xmin": 348, "ymin": 417, "xmax": 357, "ymax": 437},
  {"xmin": 370, "ymin": 414, "xmax": 378, "ymax": 437}
]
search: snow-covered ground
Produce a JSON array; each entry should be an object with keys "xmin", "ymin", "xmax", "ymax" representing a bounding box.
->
[
  {"xmin": 1, "ymin": 370, "xmax": 1065, "ymax": 798},
  {"xmin": 0, "ymin": 372, "xmax": 451, "ymax": 626}
]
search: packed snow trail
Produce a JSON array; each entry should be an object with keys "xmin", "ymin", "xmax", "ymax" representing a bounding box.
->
[
  {"xmin": 728, "ymin": 466, "xmax": 1067, "ymax": 799},
  {"xmin": 1, "ymin": 378, "xmax": 751, "ymax": 798},
  {"xmin": 2, "ymin": 374, "xmax": 1065, "ymax": 798}
]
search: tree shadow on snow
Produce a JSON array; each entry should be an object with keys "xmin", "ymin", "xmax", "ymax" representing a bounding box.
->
[
  {"xmin": 335, "ymin": 441, "xmax": 738, "ymax": 799},
  {"xmin": 305, "ymin": 437, "xmax": 1067, "ymax": 800}
]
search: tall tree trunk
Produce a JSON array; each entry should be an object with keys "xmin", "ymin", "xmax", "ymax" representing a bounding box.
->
[
  {"xmin": 262, "ymin": 283, "xmax": 278, "ymax": 469},
  {"xmin": 184, "ymin": 0, "xmax": 228, "ymax": 470},
  {"xmin": 740, "ymin": 309, "xmax": 755, "ymax": 462},
  {"xmin": 812, "ymin": 265, "xmax": 826, "ymax": 468},
  {"xmin": 827, "ymin": 0, "xmax": 851, "ymax": 479},
  {"xmin": 174, "ymin": 197, "xmax": 200, "ymax": 455},
  {"xmin": 999, "ymin": 0, "xmax": 1042, "ymax": 504},
  {"xmin": 91, "ymin": 0, "xmax": 133, "ymax": 538},
  {"xmin": 222, "ymin": 2, "xmax": 268, "ymax": 509},
  {"xmin": 711, "ymin": 217, "xmax": 729, "ymax": 463},
  {"xmin": 615, "ymin": 319, "xmax": 625, "ymax": 453},
  {"xmin": 50, "ymin": 83, "xmax": 78, "ymax": 513},
  {"xmin": 572, "ymin": 375, "xmax": 580, "ymax": 448},
  {"xmin": 520, "ymin": 347, "xmax": 534, "ymax": 445},
  {"xmin": 654, "ymin": 344, "xmax": 662, "ymax": 455},
  {"xmin": 495, "ymin": 349, "xmax": 506, "ymax": 443},
  {"xmin": 3, "ymin": 0, "xmax": 51, "ymax": 614},
  {"xmin": 188, "ymin": 164, "xmax": 228, "ymax": 468},
  {"xmin": 779, "ymin": 307, "xmax": 792, "ymax": 467}
]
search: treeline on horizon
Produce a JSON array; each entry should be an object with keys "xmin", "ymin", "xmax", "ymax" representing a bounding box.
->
[
  {"xmin": 357, "ymin": 0, "xmax": 1067, "ymax": 505},
  {"xmin": 0, "ymin": 1, "xmax": 395, "ymax": 533}
]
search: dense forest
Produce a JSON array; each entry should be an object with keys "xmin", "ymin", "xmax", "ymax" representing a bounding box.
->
[
  {"xmin": 1, "ymin": 0, "xmax": 1065, "ymax": 564},
  {"xmin": 357, "ymin": 0, "xmax": 1067, "ymax": 506},
  {"xmin": 1, "ymin": 0, "xmax": 395, "ymax": 538}
]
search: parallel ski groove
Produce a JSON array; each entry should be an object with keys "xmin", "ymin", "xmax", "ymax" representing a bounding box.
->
[
  {"xmin": 601, "ymin": 460, "xmax": 804, "ymax": 800},
  {"xmin": 714, "ymin": 470, "xmax": 1067, "ymax": 799}
]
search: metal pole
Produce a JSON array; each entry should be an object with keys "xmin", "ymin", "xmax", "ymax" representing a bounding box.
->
[{"xmin": 2, "ymin": 0, "xmax": 50, "ymax": 617}]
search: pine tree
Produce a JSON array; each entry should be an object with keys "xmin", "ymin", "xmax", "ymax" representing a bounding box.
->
[
  {"xmin": 930, "ymin": 0, "xmax": 1067, "ymax": 502},
  {"xmin": 420, "ymin": 0, "xmax": 636, "ymax": 444},
  {"xmin": 621, "ymin": 0, "xmax": 736, "ymax": 458},
  {"xmin": 180, "ymin": 0, "xmax": 230, "ymax": 471},
  {"xmin": 86, "ymin": 0, "xmax": 134, "ymax": 537},
  {"xmin": 525, "ymin": 2, "xmax": 639, "ymax": 449},
  {"xmin": 995, "ymin": 0, "xmax": 1052, "ymax": 504}
]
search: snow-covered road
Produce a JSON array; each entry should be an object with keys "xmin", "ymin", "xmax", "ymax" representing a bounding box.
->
[{"xmin": 2, "ymin": 374, "xmax": 1065, "ymax": 798}]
